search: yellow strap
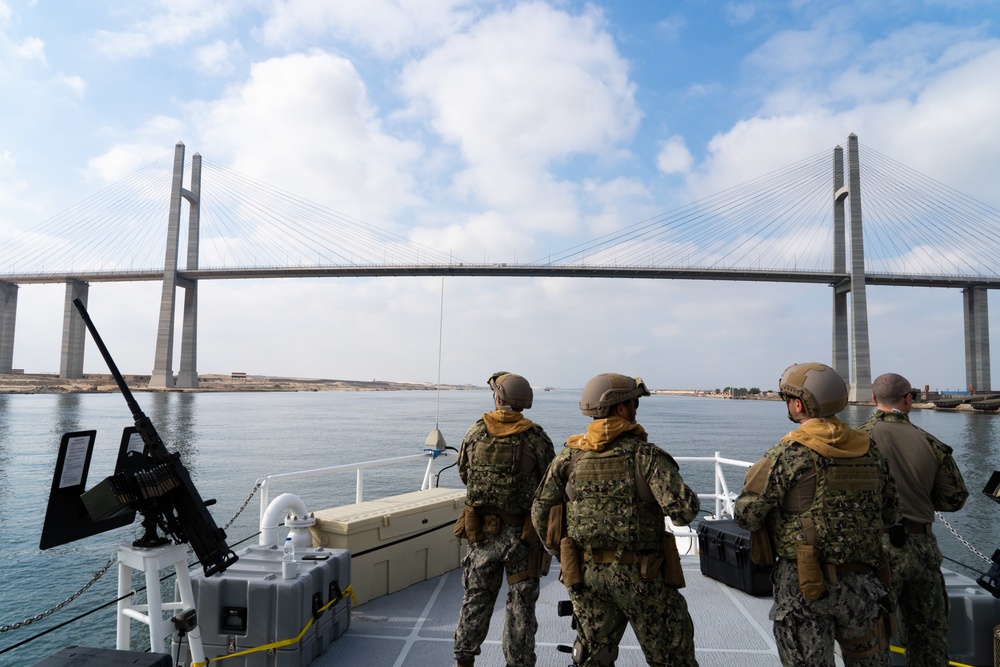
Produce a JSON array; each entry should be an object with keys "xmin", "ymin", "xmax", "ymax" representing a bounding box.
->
[
  {"xmin": 190, "ymin": 584, "xmax": 355, "ymax": 667},
  {"xmin": 889, "ymin": 644, "xmax": 973, "ymax": 667}
]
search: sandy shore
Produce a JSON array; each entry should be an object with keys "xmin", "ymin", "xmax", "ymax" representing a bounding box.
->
[{"xmin": 0, "ymin": 372, "xmax": 479, "ymax": 394}]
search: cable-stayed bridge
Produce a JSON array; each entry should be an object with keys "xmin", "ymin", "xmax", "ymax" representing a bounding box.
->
[{"xmin": 1, "ymin": 134, "xmax": 998, "ymax": 398}]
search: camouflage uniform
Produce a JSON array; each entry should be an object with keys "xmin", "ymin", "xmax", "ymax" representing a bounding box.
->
[
  {"xmin": 531, "ymin": 420, "xmax": 700, "ymax": 667},
  {"xmin": 454, "ymin": 411, "xmax": 555, "ymax": 667},
  {"xmin": 735, "ymin": 417, "xmax": 901, "ymax": 667},
  {"xmin": 858, "ymin": 409, "xmax": 968, "ymax": 666}
]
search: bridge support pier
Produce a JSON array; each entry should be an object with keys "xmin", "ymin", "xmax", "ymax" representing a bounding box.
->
[
  {"xmin": 964, "ymin": 286, "xmax": 991, "ymax": 393},
  {"xmin": 0, "ymin": 281, "xmax": 17, "ymax": 374},
  {"xmin": 60, "ymin": 280, "xmax": 89, "ymax": 379}
]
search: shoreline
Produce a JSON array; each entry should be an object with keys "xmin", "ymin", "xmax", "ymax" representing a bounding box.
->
[
  {"xmin": 0, "ymin": 372, "xmax": 480, "ymax": 394},
  {"xmin": 0, "ymin": 375, "xmax": 985, "ymax": 412}
]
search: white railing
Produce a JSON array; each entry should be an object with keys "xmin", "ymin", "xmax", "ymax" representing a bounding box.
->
[
  {"xmin": 256, "ymin": 451, "xmax": 444, "ymax": 530},
  {"xmin": 675, "ymin": 451, "xmax": 753, "ymax": 521},
  {"xmin": 254, "ymin": 450, "xmax": 752, "ymax": 539}
]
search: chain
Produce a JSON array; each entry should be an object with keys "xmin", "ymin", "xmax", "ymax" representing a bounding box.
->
[
  {"xmin": 1, "ymin": 483, "xmax": 262, "ymax": 635},
  {"xmin": 0, "ymin": 555, "xmax": 118, "ymax": 633},
  {"xmin": 936, "ymin": 511, "xmax": 992, "ymax": 563},
  {"xmin": 224, "ymin": 481, "xmax": 262, "ymax": 531}
]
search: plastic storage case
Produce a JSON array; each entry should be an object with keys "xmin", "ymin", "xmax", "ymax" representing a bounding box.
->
[
  {"xmin": 30, "ymin": 646, "xmax": 171, "ymax": 666},
  {"xmin": 176, "ymin": 544, "xmax": 351, "ymax": 667},
  {"xmin": 697, "ymin": 519, "xmax": 773, "ymax": 596}
]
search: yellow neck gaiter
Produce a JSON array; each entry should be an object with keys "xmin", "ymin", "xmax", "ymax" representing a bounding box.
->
[
  {"xmin": 482, "ymin": 409, "xmax": 536, "ymax": 437},
  {"xmin": 566, "ymin": 416, "xmax": 648, "ymax": 452},
  {"xmin": 780, "ymin": 417, "xmax": 870, "ymax": 458}
]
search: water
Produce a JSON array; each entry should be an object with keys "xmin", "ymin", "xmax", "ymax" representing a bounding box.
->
[{"xmin": 1, "ymin": 390, "xmax": 998, "ymax": 664}]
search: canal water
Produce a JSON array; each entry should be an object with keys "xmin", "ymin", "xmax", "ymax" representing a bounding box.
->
[{"xmin": 1, "ymin": 390, "xmax": 997, "ymax": 663}]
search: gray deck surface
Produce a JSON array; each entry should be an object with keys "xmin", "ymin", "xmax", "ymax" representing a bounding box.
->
[{"xmin": 316, "ymin": 556, "xmax": 785, "ymax": 666}]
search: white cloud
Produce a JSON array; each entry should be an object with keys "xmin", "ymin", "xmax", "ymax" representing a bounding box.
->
[
  {"xmin": 189, "ymin": 51, "xmax": 422, "ymax": 223},
  {"xmin": 93, "ymin": 0, "xmax": 242, "ymax": 58},
  {"xmin": 55, "ymin": 73, "xmax": 85, "ymax": 96},
  {"xmin": 12, "ymin": 34, "xmax": 45, "ymax": 62},
  {"xmin": 83, "ymin": 116, "xmax": 187, "ymax": 183},
  {"xmin": 399, "ymin": 2, "xmax": 640, "ymax": 245},
  {"xmin": 259, "ymin": 0, "xmax": 484, "ymax": 58},
  {"xmin": 687, "ymin": 22, "xmax": 1000, "ymax": 208},
  {"xmin": 656, "ymin": 136, "xmax": 693, "ymax": 175},
  {"xmin": 194, "ymin": 39, "xmax": 243, "ymax": 77}
]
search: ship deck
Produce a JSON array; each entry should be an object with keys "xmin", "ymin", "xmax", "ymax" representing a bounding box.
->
[{"xmin": 316, "ymin": 554, "xmax": 791, "ymax": 667}]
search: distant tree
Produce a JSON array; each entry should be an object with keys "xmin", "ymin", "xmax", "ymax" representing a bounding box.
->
[{"xmin": 749, "ymin": 387, "xmax": 760, "ymax": 395}]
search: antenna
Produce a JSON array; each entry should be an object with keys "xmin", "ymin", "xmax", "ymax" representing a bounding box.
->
[{"xmin": 424, "ymin": 277, "xmax": 446, "ymax": 452}]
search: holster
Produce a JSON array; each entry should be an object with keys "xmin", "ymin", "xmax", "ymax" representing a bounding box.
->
[
  {"xmin": 888, "ymin": 521, "xmax": 906, "ymax": 548},
  {"xmin": 796, "ymin": 544, "xmax": 826, "ymax": 601},
  {"xmin": 662, "ymin": 535, "xmax": 686, "ymax": 588},
  {"xmin": 559, "ymin": 537, "xmax": 584, "ymax": 591},
  {"xmin": 749, "ymin": 528, "xmax": 776, "ymax": 566}
]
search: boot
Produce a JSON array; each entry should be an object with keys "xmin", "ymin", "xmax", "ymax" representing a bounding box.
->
[{"xmin": 456, "ymin": 661, "xmax": 474, "ymax": 667}]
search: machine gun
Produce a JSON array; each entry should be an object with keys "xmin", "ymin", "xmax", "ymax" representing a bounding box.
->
[
  {"xmin": 977, "ymin": 471, "xmax": 1000, "ymax": 597},
  {"xmin": 39, "ymin": 299, "xmax": 238, "ymax": 577}
]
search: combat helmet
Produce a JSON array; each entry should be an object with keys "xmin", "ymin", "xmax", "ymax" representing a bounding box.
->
[
  {"xmin": 778, "ymin": 362, "xmax": 847, "ymax": 418},
  {"xmin": 488, "ymin": 371, "xmax": 533, "ymax": 410},
  {"xmin": 580, "ymin": 373, "xmax": 650, "ymax": 417}
]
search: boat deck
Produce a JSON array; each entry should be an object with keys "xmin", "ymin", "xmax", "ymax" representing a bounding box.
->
[{"xmin": 317, "ymin": 555, "xmax": 789, "ymax": 667}]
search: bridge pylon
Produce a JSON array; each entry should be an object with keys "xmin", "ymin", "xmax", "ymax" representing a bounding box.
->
[
  {"xmin": 149, "ymin": 142, "xmax": 200, "ymax": 389},
  {"xmin": 831, "ymin": 134, "xmax": 873, "ymax": 403}
]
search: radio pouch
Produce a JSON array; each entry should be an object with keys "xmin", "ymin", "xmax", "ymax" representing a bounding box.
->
[
  {"xmin": 560, "ymin": 537, "xmax": 584, "ymax": 591},
  {"xmin": 796, "ymin": 544, "xmax": 826, "ymax": 601}
]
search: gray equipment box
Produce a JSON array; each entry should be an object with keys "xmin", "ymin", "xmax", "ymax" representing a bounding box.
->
[
  {"xmin": 177, "ymin": 544, "xmax": 351, "ymax": 667},
  {"xmin": 890, "ymin": 568, "xmax": 1000, "ymax": 667}
]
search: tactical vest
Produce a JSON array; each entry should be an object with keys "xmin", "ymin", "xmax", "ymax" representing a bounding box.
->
[
  {"xmin": 564, "ymin": 435, "xmax": 663, "ymax": 553},
  {"xmin": 770, "ymin": 446, "xmax": 884, "ymax": 563},
  {"xmin": 464, "ymin": 422, "xmax": 539, "ymax": 514}
]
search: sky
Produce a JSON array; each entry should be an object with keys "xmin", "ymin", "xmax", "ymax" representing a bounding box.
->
[{"xmin": 1, "ymin": 0, "xmax": 999, "ymax": 392}]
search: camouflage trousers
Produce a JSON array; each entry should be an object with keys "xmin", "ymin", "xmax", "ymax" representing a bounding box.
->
[
  {"xmin": 568, "ymin": 561, "xmax": 698, "ymax": 667},
  {"xmin": 770, "ymin": 558, "xmax": 891, "ymax": 667},
  {"xmin": 454, "ymin": 524, "xmax": 539, "ymax": 666},
  {"xmin": 882, "ymin": 532, "xmax": 950, "ymax": 667}
]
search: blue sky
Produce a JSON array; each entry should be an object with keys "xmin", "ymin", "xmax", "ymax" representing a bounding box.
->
[{"xmin": 1, "ymin": 1, "xmax": 999, "ymax": 392}]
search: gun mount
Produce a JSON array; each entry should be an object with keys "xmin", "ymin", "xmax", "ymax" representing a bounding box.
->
[{"xmin": 39, "ymin": 299, "xmax": 238, "ymax": 577}]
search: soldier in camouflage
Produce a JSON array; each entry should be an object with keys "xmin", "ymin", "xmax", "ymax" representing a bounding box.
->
[
  {"xmin": 453, "ymin": 371, "xmax": 555, "ymax": 667},
  {"xmin": 858, "ymin": 373, "xmax": 968, "ymax": 667},
  {"xmin": 735, "ymin": 362, "xmax": 901, "ymax": 667},
  {"xmin": 531, "ymin": 373, "xmax": 700, "ymax": 667}
]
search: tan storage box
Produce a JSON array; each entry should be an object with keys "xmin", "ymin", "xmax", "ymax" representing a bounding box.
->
[{"xmin": 310, "ymin": 488, "xmax": 466, "ymax": 605}]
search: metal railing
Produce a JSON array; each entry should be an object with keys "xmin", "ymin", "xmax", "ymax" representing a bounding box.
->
[
  {"xmin": 675, "ymin": 452, "xmax": 753, "ymax": 521},
  {"xmin": 256, "ymin": 452, "xmax": 442, "ymax": 530},
  {"xmin": 254, "ymin": 450, "xmax": 752, "ymax": 534}
]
